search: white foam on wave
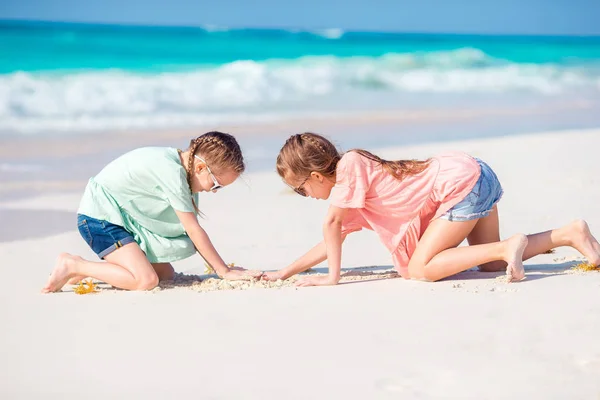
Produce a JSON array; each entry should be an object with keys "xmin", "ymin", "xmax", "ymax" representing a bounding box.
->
[
  {"xmin": 312, "ymin": 28, "xmax": 345, "ymax": 39},
  {"xmin": 284, "ymin": 27, "xmax": 345, "ymax": 39},
  {"xmin": 201, "ymin": 24, "xmax": 230, "ymax": 33},
  {"xmin": 0, "ymin": 48, "xmax": 597, "ymax": 133}
]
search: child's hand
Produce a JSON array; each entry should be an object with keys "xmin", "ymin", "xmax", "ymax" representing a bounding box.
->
[
  {"xmin": 261, "ymin": 271, "xmax": 285, "ymax": 281},
  {"xmin": 295, "ymin": 275, "xmax": 338, "ymax": 287},
  {"xmin": 222, "ymin": 269, "xmax": 262, "ymax": 281}
]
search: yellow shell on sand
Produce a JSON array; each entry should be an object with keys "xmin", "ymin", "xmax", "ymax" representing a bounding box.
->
[{"xmin": 73, "ymin": 279, "xmax": 99, "ymax": 295}]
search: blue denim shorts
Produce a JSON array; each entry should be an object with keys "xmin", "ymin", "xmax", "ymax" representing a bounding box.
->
[
  {"xmin": 77, "ymin": 214, "xmax": 135, "ymax": 259},
  {"xmin": 439, "ymin": 159, "xmax": 503, "ymax": 222}
]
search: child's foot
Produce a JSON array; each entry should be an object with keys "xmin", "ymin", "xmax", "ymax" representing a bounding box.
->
[
  {"xmin": 565, "ymin": 220, "xmax": 600, "ymax": 266},
  {"xmin": 505, "ymin": 234, "xmax": 528, "ymax": 282},
  {"xmin": 42, "ymin": 253, "xmax": 81, "ymax": 293},
  {"xmin": 67, "ymin": 275, "xmax": 87, "ymax": 285}
]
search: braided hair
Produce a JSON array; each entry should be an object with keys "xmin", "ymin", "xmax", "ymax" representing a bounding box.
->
[
  {"xmin": 181, "ymin": 131, "xmax": 245, "ymax": 214},
  {"xmin": 276, "ymin": 132, "xmax": 429, "ymax": 183}
]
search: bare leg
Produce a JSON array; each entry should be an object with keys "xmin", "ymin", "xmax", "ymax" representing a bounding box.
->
[
  {"xmin": 152, "ymin": 263, "xmax": 175, "ymax": 281},
  {"xmin": 67, "ymin": 275, "xmax": 87, "ymax": 285},
  {"xmin": 522, "ymin": 220, "xmax": 600, "ymax": 266},
  {"xmin": 408, "ymin": 217, "xmax": 527, "ymax": 282},
  {"xmin": 468, "ymin": 206, "xmax": 600, "ymax": 269},
  {"xmin": 66, "ymin": 263, "xmax": 174, "ymax": 285},
  {"xmin": 467, "ymin": 205, "xmax": 507, "ymax": 272},
  {"xmin": 42, "ymin": 243, "xmax": 159, "ymax": 293}
]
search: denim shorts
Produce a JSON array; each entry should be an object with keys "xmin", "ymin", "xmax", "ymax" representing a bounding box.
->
[
  {"xmin": 439, "ymin": 159, "xmax": 503, "ymax": 222},
  {"xmin": 77, "ymin": 214, "xmax": 135, "ymax": 259}
]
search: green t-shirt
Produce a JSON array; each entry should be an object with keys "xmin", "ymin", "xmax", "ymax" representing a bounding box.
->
[{"xmin": 78, "ymin": 147, "xmax": 198, "ymax": 263}]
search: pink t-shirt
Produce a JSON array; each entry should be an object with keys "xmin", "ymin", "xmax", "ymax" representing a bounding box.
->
[{"xmin": 329, "ymin": 151, "xmax": 481, "ymax": 278}]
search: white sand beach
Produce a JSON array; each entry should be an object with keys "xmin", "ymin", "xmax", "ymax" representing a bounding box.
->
[{"xmin": 1, "ymin": 127, "xmax": 599, "ymax": 399}]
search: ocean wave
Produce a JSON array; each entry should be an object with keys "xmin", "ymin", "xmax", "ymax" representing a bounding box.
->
[
  {"xmin": 200, "ymin": 24, "xmax": 231, "ymax": 33},
  {"xmin": 310, "ymin": 28, "xmax": 345, "ymax": 39},
  {"xmin": 1, "ymin": 49, "xmax": 598, "ymax": 133},
  {"xmin": 201, "ymin": 26, "xmax": 346, "ymax": 39}
]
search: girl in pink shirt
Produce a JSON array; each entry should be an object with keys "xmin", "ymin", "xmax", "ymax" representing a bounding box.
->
[{"xmin": 264, "ymin": 132, "xmax": 600, "ymax": 286}]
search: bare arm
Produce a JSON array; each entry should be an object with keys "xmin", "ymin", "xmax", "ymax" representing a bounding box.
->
[
  {"xmin": 176, "ymin": 210, "xmax": 260, "ymax": 279},
  {"xmin": 287, "ymin": 206, "xmax": 349, "ymax": 287},
  {"xmin": 320, "ymin": 205, "xmax": 346, "ymax": 284},
  {"xmin": 264, "ymin": 232, "xmax": 351, "ymax": 281}
]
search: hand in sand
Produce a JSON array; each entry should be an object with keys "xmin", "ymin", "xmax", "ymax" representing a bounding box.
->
[
  {"xmin": 295, "ymin": 275, "xmax": 338, "ymax": 287},
  {"xmin": 261, "ymin": 271, "xmax": 285, "ymax": 281},
  {"xmin": 222, "ymin": 269, "xmax": 262, "ymax": 281}
]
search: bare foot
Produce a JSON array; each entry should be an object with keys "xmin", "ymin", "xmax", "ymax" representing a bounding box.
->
[
  {"xmin": 504, "ymin": 234, "xmax": 528, "ymax": 282},
  {"xmin": 566, "ymin": 220, "xmax": 600, "ymax": 266},
  {"xmin": 41, "ymin": 253, "xmax": 81, "ymax": 293},
  {"xmin": 67, "ymin": 275, "xmax": 87, "ymax": 285}
]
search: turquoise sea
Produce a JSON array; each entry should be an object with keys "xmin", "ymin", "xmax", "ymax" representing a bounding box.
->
[{"xmin": 1, "ymin": 20, "xmax": 600, "ymax": 134}]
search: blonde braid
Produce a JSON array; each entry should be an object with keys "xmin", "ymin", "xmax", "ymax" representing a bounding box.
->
[
  {"xmin": 181, "ymin": 131, "xmax": 245, "ymax": 216},
  {"xmin": 202, "ymin": 135, "xmax": 224, "ymax": 148},
  {"xmin": 301, "ymin": 133, "xmax": 328, "ymax": 154},
  {"xmin": 196, "ymin": 132, "xmax": 245, "ymax": 174},
  {"xmin": 181, "ymin": 137, "xmax": 202, "ymax": 214},
  {"xmin": 276, "ymin": 132, "xmax": 341, "ymax": 181},
  {"xmin": 182, "ymin": 136, "xmax": 226, "ymax": 215}
]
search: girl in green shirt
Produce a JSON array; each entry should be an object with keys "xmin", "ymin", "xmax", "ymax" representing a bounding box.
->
[{"xmin": 42, "ymin": 131, "xmax": 261, "ymax": 293}]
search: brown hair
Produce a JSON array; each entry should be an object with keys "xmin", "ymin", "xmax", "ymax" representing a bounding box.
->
[
  {"xmin": 182, "ymin": 131, "xmax": 245, "ymax": 214},
  {"xmin": 276, "ymin": 132, "xmax": 430, "ymax": 184}
]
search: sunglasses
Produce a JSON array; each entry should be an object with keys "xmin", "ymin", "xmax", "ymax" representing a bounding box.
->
[
  {"xmin": 290, "ymin": 176, "xmax": 310, "ymax": 197},
  {"xmin": 194, "ymin": 155, "xmax": 223, "ymax": 191}
]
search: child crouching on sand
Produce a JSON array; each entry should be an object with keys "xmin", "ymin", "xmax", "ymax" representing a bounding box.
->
[
  {"xmin": 43, "ymin": 131, "xmax": 261, "ymax": 293},
  {"xmin": 263, "ymin": 132, "xmax": 600, "ymax": 286}
]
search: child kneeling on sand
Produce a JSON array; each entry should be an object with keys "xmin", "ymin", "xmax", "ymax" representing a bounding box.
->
[
  {"xmin": 263, "ymin": 132, "xmax": 600, "ymax": 286},
  {"xmin": 43, "ymin": 131, "xmax": 261, "ymax": 293}
]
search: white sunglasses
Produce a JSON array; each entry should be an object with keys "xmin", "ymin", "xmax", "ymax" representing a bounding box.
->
[{"xmin": 194, "ymin": 155, "xmax": 223, "ymax": 191}]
